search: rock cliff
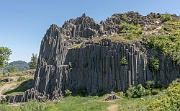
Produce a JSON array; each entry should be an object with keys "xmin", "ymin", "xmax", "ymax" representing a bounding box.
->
[{"xmin": 5, "ymin": 12, "xmax": 180, "ymax": 103}]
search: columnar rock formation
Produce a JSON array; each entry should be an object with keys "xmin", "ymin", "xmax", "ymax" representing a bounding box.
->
[{"xmin": 5, "ymin": 12, "xmax": 180, "ymax": 103}]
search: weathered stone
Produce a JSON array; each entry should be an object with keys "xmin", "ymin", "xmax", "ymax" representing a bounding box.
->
[{"xmin": 4, "ymin": 12, "xmax": 180, "ymax": 103}]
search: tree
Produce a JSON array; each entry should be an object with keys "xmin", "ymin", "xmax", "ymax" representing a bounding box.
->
[
  {"xmin": 0, "ymin": 47, "xmax": 12, "ymax": 69},
  {"xmin": 29, "ymin": 53, "xmax": 38, "ymax": 69}
]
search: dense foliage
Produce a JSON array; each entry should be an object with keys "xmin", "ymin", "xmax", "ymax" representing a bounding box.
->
[
  {"xmin": 161, "ymin": 13, "xmax": 172, "ymax": 23},
  {"xmin": 125, "ymin": 84, "xmax": 146, "ymax": 98},
  {"xmin": 149, "ymin": 56, "xmax": 159, "ymax": 71},
  {"xmin": 147, "ymin": 80, "xmax": 180, "ymax": 110},
  {"xmin": 0, "ymin": 47, "xmax": 12, "ymax": 69},
  {"xmin": 148, "ymin": 20, "xmax": 180, "ymax": 64},
  {"xmin": 126, "ymin": 80, "xmax": 163, "ymax": 98},
  {"xmin": 119, "ymin": 22, "xmax": 142, "ymax": 39}
]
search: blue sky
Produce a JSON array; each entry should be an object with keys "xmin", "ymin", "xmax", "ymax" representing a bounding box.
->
[{"xmin": 0, "ymin": 0, "xmax": 180, "ymax": 63}]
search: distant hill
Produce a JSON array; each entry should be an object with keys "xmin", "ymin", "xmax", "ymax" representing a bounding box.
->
[{"xmin": 8, "ymin": 60, "xmax": 30, "ymax": 71}]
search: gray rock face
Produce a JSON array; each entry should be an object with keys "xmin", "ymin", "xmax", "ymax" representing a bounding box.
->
[
  {"xmin": 5, "ymin": 12, "xmax": 180, "ymax": 103},
  {"xmin": 61, "ymin": 13, "xmax": 101, "ymax": 38}
]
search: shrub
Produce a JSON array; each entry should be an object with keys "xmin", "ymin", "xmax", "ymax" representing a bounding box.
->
[
  {"xmin": 161, "ymin": 13, "xmax": 172, "ymax": 22},
  {"xmin": 144, "ymin": 90, "xmax": 151, "ymax": 96},
  {"xmin": 120, "ymin": 56, "xmax": 128, "ymax": 65},
  {"xmin": 125, "ymin": 85, "xmax": 136, "ymax": 98},
  {"xmin": 125, "ymin": 84, "xmax": 145, "ymax": 98},
  {"xmin": 154, "ymin": 81, "xmax": 163, "ymax": 89},
  {"xmin": 144, "ymin": 81, "xmax": 155, "ymax": 89},
  {"xmin": 122, "ymin": 14, "xmax": 127, "ymax": 21},
  {"xmin": 151, "ymin": 89, "xmax": 159, "ymax": 95},
  {"xmin": 147, "ymin": 81, "xmax": 180, "ymax": 110},
  {"xmin": 149, "ymin": 57, "xmax": 159, "ymax": 71},
  {"xmin": 134, "ymin": 84, "xmax": 146, "ymax": 98},
  {"xmin": 65, "ymin": 89, "xmax": 72, "ymax": 97},
  {"xmin": 144, "ymin": 81, "xmax": 162, "ymax": 95},
  {"xmin": 147, "ymin": 33, "xmax": 180, "ymax": 65}
]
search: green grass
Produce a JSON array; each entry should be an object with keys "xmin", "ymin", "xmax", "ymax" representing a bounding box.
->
[
  {"xmin": 118, "ymin": 92, "xmax": 166, "ymax": 111},
  {"xmin": 0, "ymin": 81, "xmax": 5, "ymax": 86},
  {"xmin": 70, "ymin": 42, "xmax": 83, "ymax": 49},
  {"xmin": 44, "ymin": 96, "xmax": 110, "ymax": 111},
  {"xmin": 0, "ymin": 104, "xmax": 20, "ymax": 111},
  {"xmin": 0, "ymin": 91, "xmax": 167, "ymax": 111},
  {"xmin": 0, "ymin": 70, "xmax": 30, "ymax": 78}
]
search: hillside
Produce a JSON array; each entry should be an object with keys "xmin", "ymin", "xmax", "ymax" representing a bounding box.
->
[
  {"xmin": 0, "ymin": 12, "xmax": 180, "ymax": 111},
  {"xmin": 8, "ymin": 61, "xmax": 30, "ymax": 71},
  {"xmin": 26, "ymin": 12, "xmax": 179, "ymax": 101}
]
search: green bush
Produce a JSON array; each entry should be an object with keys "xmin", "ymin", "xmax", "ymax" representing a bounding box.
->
[
  {"xmin": 65, "ymin": 89, "xmax": 72, "ymax": 97},
  {"xmin": 147, "ymin": 81, "xmax": 180, "ymax": 110},
  {"xmin": 125, "ymin": 84, "xmax": 145, "ymax": 98},
  {"xmin": 154, "ymin": 81, "xmax": 163, "ymax": 89},
  {"xmin": 151, "ymin": 89, "xmax": 159, "ymax": 95},
  {"xmin": 134, "ymin": 84, "xmax": 146, "ymax": 98},
  {"xmin": 149, "ymin": 57, "xmax": 159, "ymax": 71},
  {"xmin": 120, "ymin": 56, "xmax": 128, "ymax": 65},
  {"xmin": 147, "ymin": 20, "xmax": 180, "ymax": 65},
  {"xmin": 125, "ymin": 85, "xmax": 136, "ymax": 98},
  {"xmin": 122, "ymin": 14, "xmax": 127, "ymax": 21},
  {"xmin": 144, "ymin": 81, "xmax": 161, "ymax": 95},
  {"xmin": 161, "ymin": 13, "xmax": 172, "ymax": 22},
  {"xmin": 144, "ymin": 81, "xmax": 155, "ymax": 89},
  {"xmin": 145, "ymin": 81, "xmax": 162, "ymax": 89},
  {"xmin": 144, "ymin": 89, "xmax": 151, "ymax": 96}
]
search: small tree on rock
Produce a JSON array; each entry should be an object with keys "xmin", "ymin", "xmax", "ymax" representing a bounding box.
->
[
  {"xmin": 120, "ymin": 56, "xmax": 128, "ymax": 65},
  {"xmin": 149, "ymin": 56, "xmax": 159, "ymax": 71}
]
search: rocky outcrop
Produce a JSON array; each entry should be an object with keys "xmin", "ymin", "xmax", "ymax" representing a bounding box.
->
[
  {"xmin": 0, "ymin": 78, "xmax": 13, "ymax": 82},
  {"xmin": 5, "ymin": 12, "xmax": 180, "ymax": 103}
]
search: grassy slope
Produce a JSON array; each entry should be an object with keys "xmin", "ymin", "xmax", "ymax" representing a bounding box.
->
[
  {"xmin": 3, "ymin": 78, "xmax": 33, "ymax": 95},
  {"xmin": 0, "ymin": 70, "xmax": 33, "ymax": 95},
  {"xmin": 0, "ymin": 91, "xmax": 167, "ymax": 111}
]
